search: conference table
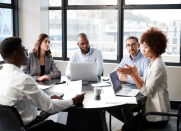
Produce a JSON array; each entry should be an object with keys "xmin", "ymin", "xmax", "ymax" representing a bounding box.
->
[{"xmin": 38, "ymin": 76, "xmax": 146, "ymax": 131}]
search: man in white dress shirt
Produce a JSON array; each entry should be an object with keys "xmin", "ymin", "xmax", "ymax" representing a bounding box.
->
[
  {"xmin": 0, "ymin": 37, "xmax": 85, "ymax": 130},
  {"xmin": 65, "ymin": 33, "xmax": 104, "ymax": 77}
]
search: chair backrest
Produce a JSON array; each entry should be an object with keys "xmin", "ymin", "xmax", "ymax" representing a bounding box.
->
[{"xmin": 0, "ymin": 105, "xmax": 25, "ymax": 131}]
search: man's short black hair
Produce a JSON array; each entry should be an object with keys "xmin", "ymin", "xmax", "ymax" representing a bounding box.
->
[{"xmin": 0, "ymin": 37, "xmax": 22, "ymax": 60}]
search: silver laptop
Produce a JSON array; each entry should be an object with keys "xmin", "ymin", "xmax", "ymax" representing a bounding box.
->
[
  {"xmin": 70, "ymin": 62, "xmax": 97, "ymax": 81},
  {"xmin": 109, "ymin": 71, "xmax": 139, "ymax": 97}
]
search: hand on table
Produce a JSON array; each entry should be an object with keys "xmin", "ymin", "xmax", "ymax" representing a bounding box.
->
[
  {"xmin": 72, "ymin": 92, "xmax": 85, "ymax": 105},
  {"xmin": 36, "ymin": 75, "xmax": 51, "ymax": 81}
]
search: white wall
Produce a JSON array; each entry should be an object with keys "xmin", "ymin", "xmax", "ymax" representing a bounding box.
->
[{"xmin": 19, "ymin": 0, "xmax": 48, "ymax": 52}]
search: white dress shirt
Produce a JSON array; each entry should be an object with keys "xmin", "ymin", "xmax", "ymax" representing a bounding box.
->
[
  {"xmin": 65, "ymin": 47, "xmax": 104, "ymax": 77},
  {"xmin": 140, "ymin": 56, "xmax": 170, "ymax": 122},
  {"xmin": 0, "ymin": 64, "xmax": 73, "ymax": 126}
]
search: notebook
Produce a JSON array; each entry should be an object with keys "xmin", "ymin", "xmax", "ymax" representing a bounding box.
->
[{"xmin": 109, "ymin": 71, "xmax": 139, "ymax": 97}]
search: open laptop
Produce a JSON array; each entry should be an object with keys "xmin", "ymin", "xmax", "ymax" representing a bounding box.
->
[
  {"xmin": 109, "ymin": 71, "xmax": 139, "ymax": 97},
  {"xmin": 70, "ymin": 62, "xmax": 97, "ymax": 83}
]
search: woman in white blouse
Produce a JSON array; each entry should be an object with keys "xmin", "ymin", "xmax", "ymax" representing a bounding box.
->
[{"xmin": 117, "ymin": 27, "xmax": 170, "ymax": 131}]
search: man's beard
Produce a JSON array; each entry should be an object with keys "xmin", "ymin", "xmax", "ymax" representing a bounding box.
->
[{"xmin": 80, "ymin": 46, "xmax": 90, "ymax": 54}]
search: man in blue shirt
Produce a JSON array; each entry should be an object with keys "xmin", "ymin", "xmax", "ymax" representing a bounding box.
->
[
  {"xmin": 108, "ymin": 36, "xmax": 150, "ymax": 124},
  {"xmin": 66, "ymin": 33, "xmax": 103, "ymax": 77},
  {"xmin": 114, "ymin": 36, "xmax": 151, "ymax": 84}
]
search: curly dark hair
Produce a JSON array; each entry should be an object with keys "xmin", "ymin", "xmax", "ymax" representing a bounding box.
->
[
  {"xmin": 32, "ymin": 33, "xmax": 51, "ymax": 59},
  {"xmin": 140, "ymin": 27, "xmax": 167, "ymax": 57},
  {"xmin": 0, "ymin": 37, "xmax": 22, "ymax": 60}
]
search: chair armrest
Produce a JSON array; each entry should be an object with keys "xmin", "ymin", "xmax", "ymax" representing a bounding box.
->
[
  {"xmin": 139, "ymin": 112, "xmax": 178, "ymax": 131},
  {"xmin": 25, "ymin": 120, "xmax": 54, "ymax": 131},
  {"xmin": 143, "ymin": 112, "xmax": 178, "ymax": 117}
]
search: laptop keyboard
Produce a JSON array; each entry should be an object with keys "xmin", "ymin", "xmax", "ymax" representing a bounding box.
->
[{"xmin": 119, "ymin": 88, "xmax": 133, "ymax": 95}]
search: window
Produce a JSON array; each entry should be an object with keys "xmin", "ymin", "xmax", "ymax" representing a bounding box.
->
[
  {"xmin": 48, "ymin": 0, "xmax": 181, "ymax": 66},
  {"xmin": 68, "ymin": 0, "xmax": 117, "ymax": 5},
  {"xmin": 49, "ymin": 10, "xmax": 62, "ymax": 57},
  {"xmin": 125, "ymin": 0, "xmax": 181, "ymax": 5},
  {"xmin": 67, "ymin": 10, "xmax": 117, "ymax": 60},
  {"xmin": 124, "ymin": 10, "xmax": 181, "ymax": 63},
  {"xmin": 49, "ymin": 0, "xmax": 61, "ymax": 7},
  {"xmin": 0, "ymin": 1, "xmax": 18, "ymax": 63}
]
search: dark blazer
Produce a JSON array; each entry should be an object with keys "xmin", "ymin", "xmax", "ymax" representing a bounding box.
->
[{"xmin": 21, "ymin": 52, "xmax": 61, "ymax": 80}]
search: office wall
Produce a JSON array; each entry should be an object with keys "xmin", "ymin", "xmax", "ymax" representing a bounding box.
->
[{"xmin": 19, "ymin": 0, "xmax": 48, "ymax": 52}]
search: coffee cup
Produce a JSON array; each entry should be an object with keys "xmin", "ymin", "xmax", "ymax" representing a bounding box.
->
[{"xmin": 93, "ymin": 87, "xmax": 104, "ymax": 96}]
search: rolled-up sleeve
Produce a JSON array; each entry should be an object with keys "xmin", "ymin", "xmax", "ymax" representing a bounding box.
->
[{"xmin": 21, "ymin": 77, "xmax": 73, "ymax": 113}]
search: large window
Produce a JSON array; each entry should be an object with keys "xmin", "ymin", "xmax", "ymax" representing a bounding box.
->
[
  {"xmin": 49, "ymin": 0, "xmax": 181, "ymax": 66},
  {"xmin": 0, "ymin": 0, "xmax": 18, "ymax": 63},
  {"xmin": 123, "ymin": 10, "xmax": 181, "ymax": 63}
]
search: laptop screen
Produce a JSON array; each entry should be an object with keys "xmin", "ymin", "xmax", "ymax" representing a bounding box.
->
[{"xmin": 109, "ymin": 71, "xmax": 122, "ymax": 93}]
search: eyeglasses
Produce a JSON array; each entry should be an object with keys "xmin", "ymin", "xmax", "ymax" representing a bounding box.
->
[{"xmin": 126, "ymin": 43, "xmax": 138, "ymax": 48}]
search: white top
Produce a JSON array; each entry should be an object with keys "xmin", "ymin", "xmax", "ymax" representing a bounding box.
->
[
  {"xmin": 0, "ymin": 64, "xmax": 73, "ymax": 126},
  {"xmin": 140, "ymin": 56, "xmax": 170, "ymax": 122},
  {"xmin": 66, "ymin": 47, "xmax": 104, "ymax": 77}
]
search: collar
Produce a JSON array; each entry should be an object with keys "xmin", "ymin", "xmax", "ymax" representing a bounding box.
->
[
  {"xmin": 129, "ymin": 50, "xmax": 143, "ymax": 62},
  {"xmin": 78, "ymin": 47, "xmax": 92, "ymax": 56}
]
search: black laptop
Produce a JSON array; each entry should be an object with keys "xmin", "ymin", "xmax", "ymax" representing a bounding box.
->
[{"xmin": 109, "ymin": 71, "xmax": 139, "ymax": 97}]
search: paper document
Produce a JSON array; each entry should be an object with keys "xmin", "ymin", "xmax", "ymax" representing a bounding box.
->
[
  {"xmin": 63, "ymin": 80, "xmax": 82, "ymax": 100},
  {"xmin": 38, "ymin": 84, "xmax": 51, "ymax": 90},
  {"xmin": 106, "ymin": 97, "xmax": 137, "ymax": 104},
  {"xmin": 91, "ymin": 83, "xmax": 111, "ymax": 87}
]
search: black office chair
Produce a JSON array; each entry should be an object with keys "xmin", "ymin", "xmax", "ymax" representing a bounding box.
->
[
  {"xmin": 0, "ymin": 105, "xmax": 54, "ymax": 131},
  {"xmin": 138, "ymin": 104, "xmax": 181, "ymax": 131}
]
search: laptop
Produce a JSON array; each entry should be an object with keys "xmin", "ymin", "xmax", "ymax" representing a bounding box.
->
[
  {"xmin": 70, "ymin": 62, "xmax": 97, "ymax": 82},
  {"xmin": 109, "ymin": 71, "xmax": 140, "ymax": 97}
]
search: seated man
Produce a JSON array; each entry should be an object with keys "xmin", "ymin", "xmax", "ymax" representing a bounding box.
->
[
  {"xmin": 0, "ymin": 37, "xmax": 85, "ymax": 130},
  {"xmin": 66, "ymin": 33, "xmax": 103, "ymax": 77},
  {"xmin": 108, "ymin": 36, "xmax": 151, "ymax": 123},
  {"xmin": 114, "ymin": 36, "xmax": 151, "ymax": 84}
]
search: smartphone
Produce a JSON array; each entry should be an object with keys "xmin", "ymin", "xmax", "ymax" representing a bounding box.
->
[{"xmin": 55, "ymin": 81, "xmax": 66, "ymax": 85}]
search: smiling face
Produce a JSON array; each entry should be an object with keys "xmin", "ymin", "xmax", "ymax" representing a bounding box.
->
[
  {"xmin": 40, "ymin": 37, "xmax": 50, "ymax": 51},
  {"xmin": 77, "ymin": 36, "xmax": 90, "ymax": 55},
  {"xmin": 126, "ymin": 38, "xmax": 140, "ymax": 57},
  {"xmin": 142, "ymin": 42, "xmax": 155, "ymax": 58}
]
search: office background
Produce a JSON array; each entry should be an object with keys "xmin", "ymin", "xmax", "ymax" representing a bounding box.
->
[{"xmin": 0, "ymin": 0, "xmax": 181, "ymax": 100}]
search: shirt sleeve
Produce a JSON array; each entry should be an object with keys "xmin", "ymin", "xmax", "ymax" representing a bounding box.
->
[
  {"xmin": 47, "ymin": 57, "xmax": 61, "ymax": 79},
  {"xmin": 96, "ymin": 50, "xmax": 104, "ymax": 76},
  {"xmin": 140, "ymin": 68, "xmax": 164, "ymax": 96},
  {"xmin": 21, "ymin": 77, "xmax": 73, "ymax": 114},
  {"xmin": 66, "ymin": 53, "xmax": 76, "ymax": 78}
]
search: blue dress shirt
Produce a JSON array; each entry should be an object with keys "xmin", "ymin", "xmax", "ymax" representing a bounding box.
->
[
  {"xmin": 66, "ymin": 47, "xmax": 104, "ymax": 77},
  {"xmin": 113, "ymin": 50, "xmax": 151, "ymax": 84}
]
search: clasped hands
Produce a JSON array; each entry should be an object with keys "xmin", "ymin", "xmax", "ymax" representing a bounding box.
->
[{"xmin": 117, "ymin": 64, "xmax": 138, "ymax": 76}]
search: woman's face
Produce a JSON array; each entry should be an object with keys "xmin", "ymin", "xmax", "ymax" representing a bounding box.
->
[
  {"xmin": 142, "ymin": 42, "xmax": 155, "ymax": 58},
  {"xmin": 40, "ymin": 37, "xmax": 50, "ymax": 51}
]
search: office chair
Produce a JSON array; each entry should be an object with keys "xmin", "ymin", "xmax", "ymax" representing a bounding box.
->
[
  {"xmin": 0, "ymin": 105, "xmax": 54, "ymax": 131},
  {"xmin": 138, "ymin": 103, "xmax": 181, "ymax": 131}
]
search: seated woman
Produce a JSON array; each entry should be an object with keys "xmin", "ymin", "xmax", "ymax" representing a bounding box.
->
[
  {"xmin": 22, "ymin": 33, "xmax": 61, "ymax": 81},
  {"xmin": 117, "ymin": 27, "xmax": 170, "ymax": 131}
]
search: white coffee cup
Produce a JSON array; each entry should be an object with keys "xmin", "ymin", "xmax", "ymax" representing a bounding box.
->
[{"xmin": 93, "ymin": 87, "xmax": 104, "ymax": 96}]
